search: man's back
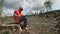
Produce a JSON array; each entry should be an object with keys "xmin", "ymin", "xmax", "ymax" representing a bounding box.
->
[{"xmin": 14, "ymin": 10, "xmax": 22, "ymax": 24}]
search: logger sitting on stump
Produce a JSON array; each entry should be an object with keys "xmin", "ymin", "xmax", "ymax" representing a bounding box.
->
[{"xmin": 13, "ymin": 7, "xmax": 28, "ymax": 30}]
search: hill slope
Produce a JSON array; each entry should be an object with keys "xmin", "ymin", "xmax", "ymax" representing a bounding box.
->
[{"xmin": 0, "ymin": 10, "xmax": 60, "ymax": 34}]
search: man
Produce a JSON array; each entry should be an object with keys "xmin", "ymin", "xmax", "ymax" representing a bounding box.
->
[{"xmin": 13, "ymin": 7, "xmax": 27, "ymax": 30}]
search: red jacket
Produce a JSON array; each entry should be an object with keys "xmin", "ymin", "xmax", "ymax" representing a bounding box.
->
[{"xmin": 13, "ymin": 10, "xmax": 23, "ymax": 24}]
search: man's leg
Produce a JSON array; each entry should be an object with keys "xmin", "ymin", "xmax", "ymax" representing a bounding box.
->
[
  {"xmin": 23, "ymin": 16, "xmax": 27, "ymax": 28},
  {"xmin": 20, "ymin": 16, "xmax": 27, "ymax": 29}
]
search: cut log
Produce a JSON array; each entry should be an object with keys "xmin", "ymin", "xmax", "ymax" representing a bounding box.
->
[
  {"xmin": 1, "ymin": 23, "xmax": 21, "ymax": 31},
  {"xmin": 2, "ymin": 24, "xmax": 18, "ymax": 26}
]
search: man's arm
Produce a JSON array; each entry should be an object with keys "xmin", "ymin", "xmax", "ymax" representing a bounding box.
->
[{"xmin": 13, "ymin": 10, "xmax": 19, "ymax": 18}]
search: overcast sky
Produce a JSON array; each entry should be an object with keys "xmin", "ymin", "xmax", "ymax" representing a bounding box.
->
[{"xmin": 1, "ymin": 0, "xmax": 60, "ymax": 16}]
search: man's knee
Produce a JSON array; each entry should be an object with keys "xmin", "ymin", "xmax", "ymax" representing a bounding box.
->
[{"xmin": 23, "ymin": 16, "xmax": 27, "ymax": 20}]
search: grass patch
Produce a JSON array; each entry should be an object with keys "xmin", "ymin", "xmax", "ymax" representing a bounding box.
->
[
  {"xmin": 2, "ymin": 29, "xmax": 11, "ymax": 34},
  {"xmin": 40, "ymin": 23, "xmax": 52, "ymax": 28}
]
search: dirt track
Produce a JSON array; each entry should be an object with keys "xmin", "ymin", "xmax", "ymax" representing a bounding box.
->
[{"xmin": 27, "ymin": 16, "xmax": 57, "ymax": 34}]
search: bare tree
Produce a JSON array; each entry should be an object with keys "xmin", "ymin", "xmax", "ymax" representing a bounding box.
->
[
  {"xmin": 44, "ymin": 0, "xmax": 52, "ymax": 11},
  {"xmin": 0, "ymin": 0, "xmax": 3, "ymax": 22}
]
